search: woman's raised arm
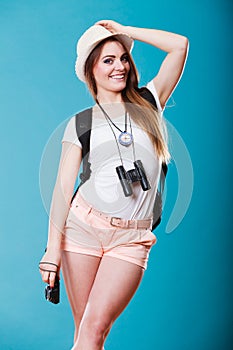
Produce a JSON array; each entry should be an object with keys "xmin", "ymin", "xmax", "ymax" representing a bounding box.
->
[{"xmin": 96, "ymin": 20, "xmax": 189, "ymax": 109}]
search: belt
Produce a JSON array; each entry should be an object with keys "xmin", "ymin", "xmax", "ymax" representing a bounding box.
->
[
  {"xmin": 74, "ymin": 193, "xmax": 152, "ymax": 230},
  {"xmin": 109, "ymin": 216, "xmax": 152, "ymax": 229}
]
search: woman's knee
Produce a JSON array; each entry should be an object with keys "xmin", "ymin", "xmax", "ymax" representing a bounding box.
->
[{"xmin": 80, "ymin": 314, "xmax": 112, "ymax": 342}]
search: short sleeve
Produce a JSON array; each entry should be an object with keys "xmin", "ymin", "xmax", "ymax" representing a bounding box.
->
[
  {"xmin": 146, "ymin": 80, "xmax": 163, "ymax": 114},
  {"xmin": 62, "ymin": 116, "xmax": 82, "ymax": 148}
]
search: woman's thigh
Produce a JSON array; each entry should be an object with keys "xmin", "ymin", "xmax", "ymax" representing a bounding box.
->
[
  {"xmin": 61, "ymin": 251, "xmax": 102, "ymax": 321},
  {"xmin": 81, "ymin": 255, "xmax": 144, "ymax": 329}
]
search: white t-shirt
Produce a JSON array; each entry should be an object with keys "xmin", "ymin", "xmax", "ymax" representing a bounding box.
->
[{"xmin": 62, "ymin": 80, "xmax": 163, "ymax": 220}]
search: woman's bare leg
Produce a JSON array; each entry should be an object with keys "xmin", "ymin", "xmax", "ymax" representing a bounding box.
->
[
  {"xmin": 73, "ymin": 255, "xmax": 144, "ymax": 350},
  {"xmin": 61, "ymin": 251, "xmax": 102, "ymax": 344}
]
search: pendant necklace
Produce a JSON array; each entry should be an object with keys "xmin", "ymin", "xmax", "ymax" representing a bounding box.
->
[{"xmin": 96, "ymin": 102, "xmax": 133, "ymax": 147}]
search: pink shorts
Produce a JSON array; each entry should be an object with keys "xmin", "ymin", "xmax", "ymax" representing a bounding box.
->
[{"xmin": 61, "ymin": 192, "xmax": 157, "ymax": 270}]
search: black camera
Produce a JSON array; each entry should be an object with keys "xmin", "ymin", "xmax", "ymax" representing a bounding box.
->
[
  {"xmin": 45, "ymin": 275, "xmax": 60, "ymax": 304},
  {"xmin": 116, "ymin": 160, "xmax": 151, "ymax": 197}
]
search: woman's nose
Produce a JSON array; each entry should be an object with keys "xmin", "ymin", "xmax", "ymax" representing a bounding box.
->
[{"xmin": 114, "ymin": 59, "xmax": 125, "ymax": 70}]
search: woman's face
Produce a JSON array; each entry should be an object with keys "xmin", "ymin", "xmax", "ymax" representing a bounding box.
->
[{"xmin": 92, "ymin": 40, "xmax": 130, "ymax": 96}]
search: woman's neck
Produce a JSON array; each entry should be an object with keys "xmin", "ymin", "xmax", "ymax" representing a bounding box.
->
[
  {"xmin": 96, "ymin": 90, "xmax": 124, "ymax": 104},
  {"xmin": 93, "ymin": 101, "xmax": 125, "ymax": 119}
]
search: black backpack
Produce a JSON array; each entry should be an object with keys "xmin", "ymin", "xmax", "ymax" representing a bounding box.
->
[{"xmin": 72, "ymin": 88, "xmax": 168, "ymax": 231}]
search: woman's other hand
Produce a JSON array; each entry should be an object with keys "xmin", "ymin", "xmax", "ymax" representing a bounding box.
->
[{"xmin": 39, "ymin": 248, "xmax": 61, "ymax": 288}]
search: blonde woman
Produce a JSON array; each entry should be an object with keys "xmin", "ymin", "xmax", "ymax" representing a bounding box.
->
[{"xmin": 39, "ymin": 20, "xmax": 188, "ymax": 350}]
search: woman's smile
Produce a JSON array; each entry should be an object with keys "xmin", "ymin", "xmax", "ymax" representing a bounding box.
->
[{"xmin": 109, "ymin": 73, "xmax": 126, "ymax": 81}]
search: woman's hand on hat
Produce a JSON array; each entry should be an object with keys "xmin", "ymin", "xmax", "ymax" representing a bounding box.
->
[{"xmin": 95, "ymin": 20, "xmax": 125, "ymax": 35}]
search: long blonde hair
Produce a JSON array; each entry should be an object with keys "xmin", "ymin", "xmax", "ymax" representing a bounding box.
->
[{"xmin": 84, "ymin": 37, "xmax": 170, "ymax": 163}]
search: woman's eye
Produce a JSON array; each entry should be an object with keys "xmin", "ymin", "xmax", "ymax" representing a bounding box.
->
[
  {"xmin": 121, "ymin": 56, "xmax": 129, "ymax": 63},
  {"xmin": 103, "ymin": 58, "xmax": 113, "ymax": 64}
]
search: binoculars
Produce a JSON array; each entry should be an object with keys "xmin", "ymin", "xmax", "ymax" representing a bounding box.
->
[{"xmin": 116, "ymin": 160, "xmax": 151, "ymax": 197}]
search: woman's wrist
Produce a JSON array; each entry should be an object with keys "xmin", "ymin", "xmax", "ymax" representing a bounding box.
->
[
  {"xmin": 122, "ymin": 26, "xmax": 151, "ymax": 42},
  {"xmin": 46, "ymin": 244, "xmax": 61, "ymax": 251},
  {"xmin": 123, "ymin": 26, "xmax": 137, "ymax": 38},
  {"xmin": 46, "ymin": 239, "xmax": 62, "ymax": 253}
]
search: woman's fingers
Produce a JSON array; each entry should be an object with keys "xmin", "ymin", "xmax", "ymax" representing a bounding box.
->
[
  {"xmin": 39, "ymin": 262, "xmax": 59, "ymax": 285},
  {"xmin": 95, "ymin": 19, "xmax": 112, "ymax": 27},
  {"xmin": 95, "ymin": 20, "xmax": 124, "ymax": 34},
  {"xmin": 39, "ymin": 269, "xmax": 58, "ymax": 287},
  {"xmin": 48, "ymin": 271, "xmax": 57, "ymax": 288},
  {"xmin": 41, "ymin": 270, "xmax": 50, "ymax": 284},
  {"xmin": 39, "ymin": 249, "xmax": 61, "ymax": 286}
]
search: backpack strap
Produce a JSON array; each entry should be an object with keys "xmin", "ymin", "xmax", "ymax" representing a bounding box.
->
[
  {"xmin": 71, "ymin": 107, "xmax": 92, "ymax": 202},
  {"xmin": 151, "ymin": 162, "xmax": 168, "ymax": 230},
  {"xmin": 137, "ymin": 87, "xmax": 158, "ymax": 110},
  {"xmin": 75, "ymin": 107, "xmax": 92, "ymax": 160}
]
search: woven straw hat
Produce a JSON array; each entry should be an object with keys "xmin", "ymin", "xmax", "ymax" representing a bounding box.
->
[{"xmin": 75, "ymin": 25, "xmax": 134, "ymax": 82}]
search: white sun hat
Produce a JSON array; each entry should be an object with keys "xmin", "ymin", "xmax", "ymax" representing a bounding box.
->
[{"xmin": 75, "ymin": 25, "xmax": 134, "ymax": 82}]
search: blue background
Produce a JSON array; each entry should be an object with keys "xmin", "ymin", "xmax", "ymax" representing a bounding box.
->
[{"xmin": 0, "ymin": 0, "xmax": 232, "ymax": 349}]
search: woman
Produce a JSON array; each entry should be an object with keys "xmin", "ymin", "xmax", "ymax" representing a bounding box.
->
[{"xmin": 39, "ymin": 20, "xmax": 188, "ymax": 350}]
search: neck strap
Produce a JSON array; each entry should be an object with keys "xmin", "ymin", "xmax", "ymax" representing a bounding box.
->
[{"xmin": 96, "ymin": 101, "xmax": 137, "ymax": 165}]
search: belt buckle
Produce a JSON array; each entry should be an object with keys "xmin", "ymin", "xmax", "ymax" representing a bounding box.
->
[{"xmin": 110, "ymin": 217, "xmax": 121, "ymax": 227}]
